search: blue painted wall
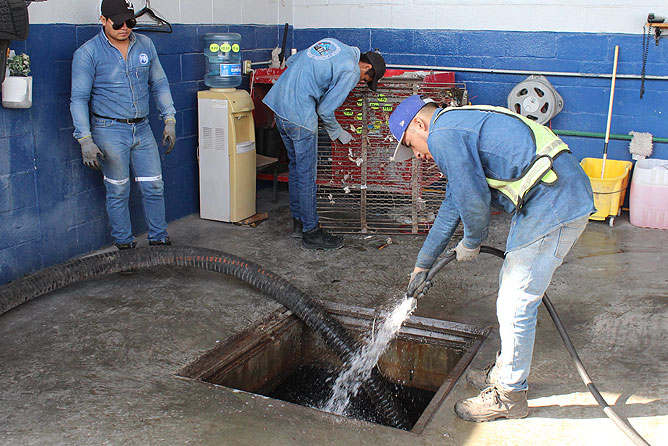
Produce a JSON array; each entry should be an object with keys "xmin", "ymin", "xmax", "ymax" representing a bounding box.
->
[
  {"xmin": 295, "ymin": 28, "xmax": 668, "ymax": 163},
  {"xmin": 3, "ymin": 24, "xmax": 667, "ymax": 284},
  {"xmin": 0, "ymin": 23, "xmax": 285, "ymax": 285}
]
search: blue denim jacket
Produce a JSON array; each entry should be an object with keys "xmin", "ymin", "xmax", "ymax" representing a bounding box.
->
[
  {"xmin": 415, "ymin": 108, "xmax": 595, "ymax": 269},
  {"xmin": 70, "ymin": 30, "xmax": 176, "ymax": 140},
  {"xmin": 262, "ymin": 38, "xmax": 361, "ymax": 140}
]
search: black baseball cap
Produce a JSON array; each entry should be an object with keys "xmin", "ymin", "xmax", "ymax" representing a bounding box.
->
[
  {"xmin": 363, "ymin": 51, "xmax": 386, "ymax": 91},
  {"xmin": 101, "ymin": 0, "xmax": 135, "ymax": 23}
]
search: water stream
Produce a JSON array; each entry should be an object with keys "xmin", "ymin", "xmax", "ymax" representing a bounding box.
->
[{"xmin": 323, "ymin": 295, "xmax": 417, "ymax": 415}]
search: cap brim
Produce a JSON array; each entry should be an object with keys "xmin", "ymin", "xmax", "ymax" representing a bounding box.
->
[
  {"xmin": 368, "ymin": 77, "xmax": 379, "ymax": 91},
  {"xmin": 390, "ymin": 136, "xmax": 414, "ymax": 163},
  {"xmin": 107, "ymin": 10, "xmax": 135, "ymax": 23},
  {"xmin": 364, "ymin": 51, "xmax": 385, "ymax": 91}
]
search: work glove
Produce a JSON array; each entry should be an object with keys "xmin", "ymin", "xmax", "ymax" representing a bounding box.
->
[
  {"xmin": 406, "ymin": 269, "xmax": 431, "ymax": 299},
  {"xmin": 337, "ymin": 130, "xmax": 353, "ymax": 145},
  {"xmin": 79, "ymin": 137, "xmax": 105, "ymax": 170},
  {"xmin": 454, "ymin": 239, "xmax": 480, "ymax": 262},
  {"xmin": 162, "ymin": 119, "xmax": 176, "ymax": 154}
]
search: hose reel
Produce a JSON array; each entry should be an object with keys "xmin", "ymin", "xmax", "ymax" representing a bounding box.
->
[{"xmin": 507, "ymin": 75, "xmax": 564, "ymax": 124}]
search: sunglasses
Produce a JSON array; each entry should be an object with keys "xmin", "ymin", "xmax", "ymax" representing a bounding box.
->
[{"xmin": 109, "ymin": 18, "xmax": 136, "ymax": 30}]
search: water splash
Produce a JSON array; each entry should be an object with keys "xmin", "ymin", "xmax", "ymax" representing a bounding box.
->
[{"xmin": 323, "ymin": 295, "xmax": 417, "ymax": 415}]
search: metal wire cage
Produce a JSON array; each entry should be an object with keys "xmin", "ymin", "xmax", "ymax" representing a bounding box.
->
[{"xmin": 316, "ymin": 73, "xmax": 467, "ymax": 234}]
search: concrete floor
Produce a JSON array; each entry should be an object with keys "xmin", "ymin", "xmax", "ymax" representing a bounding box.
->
[{"xmin": 1, "ymin": 186, "xmax": 667, "ymax": 446}]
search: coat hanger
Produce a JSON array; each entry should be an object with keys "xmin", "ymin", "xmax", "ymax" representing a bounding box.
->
[{"xmin": 133, "ymin": 0, "xmax": 172, "ymax": 33}]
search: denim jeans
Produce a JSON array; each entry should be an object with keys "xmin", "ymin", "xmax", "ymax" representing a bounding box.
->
[
  {"xmin": 274, "ymin": 115, "xmax": 319, "ymax": 232},
  {"xmin": 92, "ymin": 117, "xmax": 168, "ymax": 245},
  {"xmin": 495, "ymin": 215, "xmax": 589, "ymax": 391}
]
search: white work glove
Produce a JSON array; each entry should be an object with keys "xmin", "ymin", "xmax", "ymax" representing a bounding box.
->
[
  {"xmin": 337, "ymin": 130, "xmax": 353, "ymax": 145},
  {"xmin": 454, "ymin": 240, "xmax": 480, "ymax": 262},
  {"xmin": 79, "ymin": 137, "xmax": 105, "ymax": 170},
  {"xmin": 162, "ymin": 119, "xmax": 176, "ymax": 154},
  {"xmin": 407, "ymin": 268, "xmax": 431, "ymax": 299}
]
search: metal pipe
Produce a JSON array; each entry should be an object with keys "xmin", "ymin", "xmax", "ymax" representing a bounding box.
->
[
  {"xmin": 252, "ymin": 60, "xmax": 668, "ymax": 81},
  {"xmin": 387, "ymin": 63, "xmax": 668, "ymax": 81},
  {"xmin": 249, "ymin": 59, "xmax": 668, "ymax": 146},
  {"xmin": 554, "ymin": 129, "xmax": 668, "ymax": 144}
]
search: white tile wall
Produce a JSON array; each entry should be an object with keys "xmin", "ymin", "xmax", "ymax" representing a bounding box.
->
[
  {"xmin": 278, "ymin": 0, "xmax": 294, "ymax": 25},
  {"xmin": 293, "ymin": 5, "xmax": 350, "ymax": 28},
  {"xmin": 390, "ymin": 4, "xmax": 437, "ymax": 29},
  {"xmin": 212, "ymin": 0, "xmax": 243, "ymax": 24},
  {"xmin": 63, "ymin": 0, "xmax": 100, "ymax": 23},
  {"xmin": 347, "ymin": 5, "xmax": 393, "ymax": 28},
  {"xmin": 432, "ymin": 4, "xmax": 577, "ymax": 33},
  {"xmin": 148, "ymin": 0, "xmax": 180, "ymax": 24},
  {"xmin": 582, "ymin": 7, "xmax": 648, "ymax": 34},
  {"xmin": 26, "ymin": 0, "xmax": 668, "ymax": 35},
  {"xmin": 242, "ymin": 0, "xmax": 278, "ymax": 24},
  {"xmin": 25, "ymin": 1, "xmax": 53, "ymax": 24},
  {"xmin": 180, "ymin": 0, "xmax": 209, "ymax": 23}
]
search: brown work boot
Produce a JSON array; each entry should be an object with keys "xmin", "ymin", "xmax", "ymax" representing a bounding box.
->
[
  {"xmin": 454, "ymin": 385, "xmax": 528, "ymax": 422},
  {"xmin": 466, "ymin": 352, "xmax": 501, "ymax": 391}
]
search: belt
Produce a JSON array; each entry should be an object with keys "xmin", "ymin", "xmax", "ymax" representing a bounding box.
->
[{"xmin": 92, "ymin": 112, "xmax": 146, "ymax": 124}]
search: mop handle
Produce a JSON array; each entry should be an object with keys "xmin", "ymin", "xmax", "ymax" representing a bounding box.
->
[{"xmin": 601, "ymin": 45, "xmax": 620, "ymax": 179}]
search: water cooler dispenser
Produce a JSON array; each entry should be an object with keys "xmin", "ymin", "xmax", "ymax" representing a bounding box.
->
[{"xmin": 198, "ymin": 33, "xmax": 256, "ymax": 222}]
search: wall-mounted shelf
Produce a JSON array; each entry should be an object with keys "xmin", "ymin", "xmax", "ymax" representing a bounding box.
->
[{"xmin": 647, "ymin": 22, "xmax": 668, "ymax": 44}]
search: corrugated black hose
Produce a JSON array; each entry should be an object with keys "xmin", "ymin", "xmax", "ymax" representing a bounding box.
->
[
  {"xmin": 424, "ymin": 246, "xmax": 651, "ymax": 446},
  {"xmin": 0, "ymin": 246, "xmax": 410, "ymax": 430}
]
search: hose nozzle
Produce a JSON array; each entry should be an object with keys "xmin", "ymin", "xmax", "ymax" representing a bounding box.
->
[{"xmin": 406, "ymin": 250, "xmax": 457, "ymax": 300}]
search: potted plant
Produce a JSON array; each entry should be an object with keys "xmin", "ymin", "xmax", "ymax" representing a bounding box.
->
[{"xmin": 2, "ymin": 52, "xmax": 32, "ymax": 109}]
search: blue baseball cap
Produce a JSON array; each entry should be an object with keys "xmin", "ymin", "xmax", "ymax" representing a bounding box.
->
[{"xmin": 389, "ymin": 95, "xmax": 436, "ymax": 162}]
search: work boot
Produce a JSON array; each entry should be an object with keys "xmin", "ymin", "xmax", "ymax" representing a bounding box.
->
[
  {"xmin": 301, "ymin": 228, "xmax": 344, "ymax": 250},
  {"xmin": 115, "ymin": 241, "xmax": 137, "ymax": 250},
  {"xmin": 454, "ymin": 385, "xmax": 528, "ymax": 422},
  {"xmin": 149, "ymin": 236, "xmax": 172, "ymax": 246},
  {"xmin": 466, "ymin": 352, "xmax": 501, "ymax": 391},
  {"xmin": 292, "ymin": 218, "xmax": 303, "ymax": 238}
]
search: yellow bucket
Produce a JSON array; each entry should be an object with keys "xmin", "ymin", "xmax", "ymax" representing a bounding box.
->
[{"xmin": 580, "ymin": 158, "xmax": 633, "ymax": 221}]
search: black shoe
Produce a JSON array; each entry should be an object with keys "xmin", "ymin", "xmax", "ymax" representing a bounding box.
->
[
  {"xmin": 115, "ymin": 241, "xmax": 137, "ymax": 250},
  {"xmin": 292, "ymin": 218, "xmax": 303, "ymax": 238},
  {"xmin": 149, "ymin": 236, "xmax": 172, "ymax": 246},
  {"xmin": 301, "ymin": 228, "xmax": 344, "ymax": 250}
]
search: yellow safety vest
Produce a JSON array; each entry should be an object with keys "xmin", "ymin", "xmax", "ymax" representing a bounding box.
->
[{"xmin": 434, "ymin": 105, "xmax": 571, "ymax": 211}]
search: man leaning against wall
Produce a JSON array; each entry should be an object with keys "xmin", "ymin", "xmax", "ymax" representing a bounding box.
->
[{"xmin": 70, "ymin": 0, "xmax": 176, "ymax": 250}]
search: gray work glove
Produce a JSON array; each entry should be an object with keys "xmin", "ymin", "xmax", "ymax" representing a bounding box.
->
[
  {"xmin": 455, "ymin": 239, "xmax": 480, "ymax": 262},
  {"xmin": 79, "ymin": 137, "xmax": 105, "ymax": 170},
  {"xmin": 162, "ymin": 119, "xmax": 176, "ymax": 154},
  {"xmin": 337, "ymin": 130, "xmax": 353, "ymax": 145},
  {"xmin": 407, "ymin": 269, "xmax": 431, "ymax": 299}
]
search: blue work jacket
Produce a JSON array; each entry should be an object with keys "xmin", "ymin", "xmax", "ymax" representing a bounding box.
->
[
  {"xmin": 415, "ymin": 108, "xmax": 596, "ymax": 269},
  {"xmin": 262, "ymin": 38, "xmax": 361, "ymax": 140},
  {"xmin": 70, "ymin": 29, "xmax": 176, "ymax": 141}
]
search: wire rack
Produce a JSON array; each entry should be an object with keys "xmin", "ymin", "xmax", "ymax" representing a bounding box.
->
[{"xmin": 316, "ymin": 75, "xmax": 467, "ymax": 234}]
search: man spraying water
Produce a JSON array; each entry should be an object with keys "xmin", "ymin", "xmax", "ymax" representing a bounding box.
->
[{"xmin": 389, "ymin": 95, "xmax": 594, "ymax": 422}]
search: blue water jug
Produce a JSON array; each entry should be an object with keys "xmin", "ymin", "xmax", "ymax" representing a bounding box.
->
[{"xmin": 203, "ymin": 33, "xmax": 242, "ymax": 88}]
